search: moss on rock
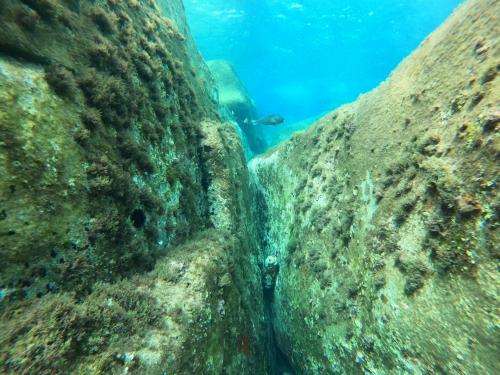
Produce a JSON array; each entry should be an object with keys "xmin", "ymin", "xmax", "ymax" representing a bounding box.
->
[{"xmin": 0, "ymin": 1, "xmax": 271, "ymax": 373}]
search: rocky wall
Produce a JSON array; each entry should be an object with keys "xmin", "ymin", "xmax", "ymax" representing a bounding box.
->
[
  {"xmin": 251, "ymin": 0, "xmax": 499, "ymax": 373},
  {"xmin": 0, "ymin": 1, "xmax": 270, "ymax": 373}
]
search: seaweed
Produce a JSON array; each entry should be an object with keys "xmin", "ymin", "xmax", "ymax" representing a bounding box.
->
[
  {"xmin": 417, "ymin": 134, "xmax": 440, "ymax": 156},
  {"xmin": 127, "ymin": 0, "xmax": 140, "ymax": 10},
  {"xmin": 61, "ymin": 0, "xmax": 80, "ymax": 13},
  {"xmin": 393, "ymin": 194, "xmax": 418, "ymax": 225},
  {"xmin": 0, "ymin": 275, "xmax": 163, "ymax": 373},
  {"xmin": 21, "ymin": 0, "xmax": 57, "ymax": 20},
  {"xmin": 0, "ymin": 296, "xmax": 82, "ymax": 373},
  {"xmin": 427, "ymin": 223, "xmax": 478, "ymax": 274},
  {"xmin": 372, "ymin": 274, "xmax": 385, "ymax": 290},
  {"xmin": 87, "ymin": 208, "xmax": 128, "ymax": 244},
  {"xmin": 118, "ymin": 136, "xmax": 156, "ymax": 173},
  {"xmin": 80, "ymin": 107, "xmax": 103, "ymax": 130},
  {"xmin": 395, "ymin": 254, "xmax": 429, "ymax": 295},
  {"xmin": 88, "ymin": 6, "xmax": 116, "ymax": 34},
  {"xmin": 78, "ymin": 69, "xmax": 131, "ymax": 128},
  {"xmin": 73, "ymin": 125, "xmax": 90, "ymax": 145},
  {"xmin": 88, "ymin": 39, "xmax": 131, "ymax": 77},
  {"xmin": 14, "ymin": 5, "xmax": 40, "ymax": 31},
  {"xmin": 139, "ymin": 188, "xmax": 163, "ymax": 213},
  {"xmin": 481, "ymin": 112, "xmax": 499, "ymax": 133},
  {"xmin": 421, "ymin": 157, "xmax": 461, "ymax": 213},
  {"xmin": 86, "ymin": 156, "xmax": 134, "ymax": 202},
  {"xmin": 479, "ymin": 65, "xmax": 497, "ymax": 85},
  {"xmin": 44, "ymin": 63, "xmax": 78, "ymax": 99}
]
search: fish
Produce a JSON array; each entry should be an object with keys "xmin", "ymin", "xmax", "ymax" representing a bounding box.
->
[{"xmin": 244, "ymin": 114, "xmax": 285, "ymax": 126}]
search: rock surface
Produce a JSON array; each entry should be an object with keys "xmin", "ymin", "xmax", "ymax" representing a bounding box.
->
[
  {"xmin": 207, "ymin": 59, "xmax": 268, "ymax": 156},
  {"xmin": 0, "ymin": 1, "xmax": 270, "ymax": 373},
  {"xmin": 251, "ymin": 0, "xmax": 499, "ymax": 373},
  {"xmin": 207, "ymin": 60, "xmax": 257, "ymax": 125}
]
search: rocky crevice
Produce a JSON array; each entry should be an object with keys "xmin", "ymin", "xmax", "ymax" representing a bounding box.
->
[{"xmin": 0, "ymin": 0, "xmax": 498, "ymax": 374}]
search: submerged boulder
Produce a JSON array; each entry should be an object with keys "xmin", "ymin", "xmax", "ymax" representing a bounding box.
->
[
  {"xmin": 0, "ymin": 1, "xmax": 270, "ymax": 373},
  {"xmin": 207, "ymin": 59, "xmax": 268, "ymax": 155},
  {"xmin": 251, "ymin": 0, "xmax": 499, "ymax": 373},
  {"xmin": 208, "ymin": 60, "xmax": 257, "ymax": 125}
]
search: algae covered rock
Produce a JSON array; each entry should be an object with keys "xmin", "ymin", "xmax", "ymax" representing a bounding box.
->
[
  {"xmin": 0, "ymin": 0, "xmax": 218, "ymax": 294},
  {"xmin": 207, "ymin": 59, "xmax": 268, "ymax": 155},
  {"xmin": 1, "ymin": 229, "xmax": 268, "ymax": 374},
  {"xmin": 207, "ymin": 60, "xmax": 257, "ymax": 124},
  {"xmin": 251, "ymin": 0, "xmax": 499, "ymax": 373},
  {"xmin": 0, "ymin": 1, "xmax": 271, "ymax": 373},
  {"xmin": 1, "ymin": 0, "xmax": 498, "ymax": 373}
]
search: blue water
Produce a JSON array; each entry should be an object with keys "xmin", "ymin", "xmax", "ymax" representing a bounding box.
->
[{"xmin": 185, "ymin": 0, "xmax": 462, "ymax": 125}]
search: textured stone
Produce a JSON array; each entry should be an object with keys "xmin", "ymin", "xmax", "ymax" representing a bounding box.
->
[
  {"xmin": 0, "ymin": 1, "xmax": 271, "ymax": 373},
  {"xmin": 251, "ymin": 0, "xmax": 499, "ymax": 373},
  {"xmin": 208, "ymin": 59, "xmax": 268, "ymax": 156},
  {"xmin": 207, "ymin": 60, "xmax": 257, "ymax": 125}
]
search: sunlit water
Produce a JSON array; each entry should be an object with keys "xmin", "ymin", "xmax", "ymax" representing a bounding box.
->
[{"xmin": 185, "ymin": 0, "xmax": 463, "ymax": 142}]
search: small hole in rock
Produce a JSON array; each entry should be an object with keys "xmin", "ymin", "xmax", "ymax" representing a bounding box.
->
[{"xmin": 131, "ymin": 209, "xmax": 146, "ymax": 229}]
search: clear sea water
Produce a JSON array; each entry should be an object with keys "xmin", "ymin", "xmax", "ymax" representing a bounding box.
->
[{"xmin": 184, "ymin": 0, "xmax": 463, "ymax": 147}]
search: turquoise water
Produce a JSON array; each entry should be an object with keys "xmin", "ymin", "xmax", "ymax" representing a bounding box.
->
[{"xmin": 185, "ymin": 0, "xmax": 463, "ymax": 126}]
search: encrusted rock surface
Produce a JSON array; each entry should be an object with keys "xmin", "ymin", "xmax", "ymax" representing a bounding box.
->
[
  {"xmin": 207, "ymin": 59, "xmax": 267, "ymax": 156},
  {"xmin": 207, "ymin": 60, "xmax": 257, "ymax": 126},
  {"xmin": 251, "ymin": 0, "xmax": 499, "ymax": 373},
  {"xmin": 0, "ymin": 1, "xmax": 270, "ymax": 373}
]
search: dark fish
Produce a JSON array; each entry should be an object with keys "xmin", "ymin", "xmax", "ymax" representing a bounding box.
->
[{"xmin": 246, "ymin": 114, "xmax": 285, "ymax": 126}]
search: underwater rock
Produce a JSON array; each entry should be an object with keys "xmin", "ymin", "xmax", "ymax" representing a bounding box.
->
[
  {"xmin": 264, "ymin": 255, "xmax": 279, "ymax": 291},
  {"xmin": 207, "ymin": 60, "xmax": 257, "ymax": 125},
  {"xmin": 0, "ymin": 1, "xmax": 270, "ymax": 373},
  {"xmin": 251, "ymin": 0, "xmax": 499, "ymax": 373},
  {"xmin": 1, "ymin": 0, "xmax": 497, "ymax": 373},
  {"xmin": 207, "ymin": 59, "xmax": 268, "ymax": 155}
]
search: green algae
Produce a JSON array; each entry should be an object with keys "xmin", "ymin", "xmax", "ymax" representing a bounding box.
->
[
  {"xmin": 0, "ymin": 1, "xmax": 272, "ymax": 373},
  {"xmin": 0, "ymin": 0, "xmax": 218, "ymax": 294},
  {"xmin": 0, "ymin": 230, "xmax": 269, "ymax": 374}
]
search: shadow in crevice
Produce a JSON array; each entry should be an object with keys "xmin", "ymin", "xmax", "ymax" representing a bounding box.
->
[
  {"xmin": 253, "ymin": 175, "xmax": 295, "ymax": 375},
  {"xmin": 272, "ymin": 328, "xmax": 296, "ymax": 375}
]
